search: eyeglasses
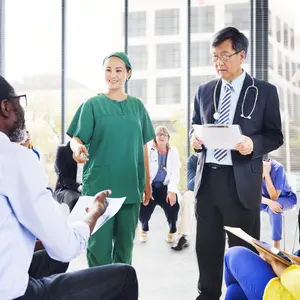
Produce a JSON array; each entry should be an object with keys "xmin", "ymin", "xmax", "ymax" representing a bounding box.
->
[
  {"xmin": 7, "ymin": 94, "xmax": 27, "ymax": 108},
  {"xmin": 211, "ymin": 50, "xmax": 243, "ymax": 63},
  {"xmin": 156, "ymin": 133, "xmax": 168, "ymax": 137}
]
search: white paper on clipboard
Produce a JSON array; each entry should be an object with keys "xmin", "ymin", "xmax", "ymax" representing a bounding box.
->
[
  {"xmin": 68, "ymin": 196, "xmax": 126, "ymax": 235},
  {"xmin": 192, "ymin": 124, "xmax": 243, "ymax": 149}
]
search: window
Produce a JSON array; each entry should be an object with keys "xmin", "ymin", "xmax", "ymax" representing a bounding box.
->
[
  {"xmin": 156, "ymin": 77, "xmax": 181, "ymax": 104},
  {"xmin": 155, "ymin": 9, "xmax": 179, "ymax": 36},
  {"xmin": 128, "ymin": 45, "xmax": 148, "ymax": 70},
  {"xmin": 128, "ymin": 11, "xmax": 146, "ymax": 38},
  {"xmin": 191, "ymin": 41, "xmax": 210, "ymax": 67},
  {"xmin": 5, "ymin": 0, "xmax": 61, "ymax": 187},
  {"xmin": 156, "ymin": 43, "xmax": 181, "ymax": 69},
  {"xmin": 285, "ymin": 56, "xmax": 290, "ymax": 81},
  {"xmin": 283, "ymin": 23, "xmax": 289, "ymax": 48},
  {"xmin": 277, "ymin": 86, "xmax": 284, "ymax": 111},
  {"xmin": 277, "ymin": 51, "xmax": 283, "ymax": 76},
  {"xmin": 191, "ymin": 6, "xmax": 215, "ymax": 33},
  {"xmin": 276, "ymin": 17, "xmax": 281, "ymax": 43},
  {"xmin": 290, "ymin": 28, "xmax": 295, "ymax": 50},
  {"xmin": 268, "ymin": 10, "xmax": 272, "ymax": 36},
  {"xmin": 225, "ymin": 4, "xmax": 249, "ymax": 30},
  {"xmin": 190, "ymin": 75, "xmax": 216, "ymax": 98},
  {"xmin": 268, "ymin": 42, "xmax": 273, "ymax": 69},
  {"xmin": 128, "ymin": 79, "xmax": 147, "ymax": 103}
]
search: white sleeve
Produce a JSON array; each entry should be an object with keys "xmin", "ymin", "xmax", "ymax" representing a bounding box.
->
[
  {"xmin": 6, "ymin": 148, "xmax": 90, "ymax": 262},
  {"xmin": 167, "ymin": 147, "xmax": 181, "ymax": 193}
]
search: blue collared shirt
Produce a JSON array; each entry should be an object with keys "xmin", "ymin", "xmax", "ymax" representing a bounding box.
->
[
  {"xmin": 206, "ymin": 71, "xmax": 246, "ymax": 165},
  {"xmin": 0, "ymin": 132, "xmax": 90, "ymax": 299}
]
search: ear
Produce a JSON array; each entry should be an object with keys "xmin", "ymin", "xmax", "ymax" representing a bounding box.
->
[
  {"xmin": 240, "ymin": 50, "xmax": 246, "ymax": 63},
  {"xmin": 127, "ymin": 70, "xmax": 132, "ymax": 80},
  {"xmin": 0, "ymin": 99, "xmax": 10, "ymax": 117}
]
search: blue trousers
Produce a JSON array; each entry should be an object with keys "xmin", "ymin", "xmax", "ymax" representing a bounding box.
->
[
  {"xmin": 224, "ymin": 246, "xmax": 277, "ymax": 300},
  {"xmin": 261, "ymin": 196, "xmax": 296, "ymax": 240},
  {"xmin": 139, "ymin": 184, "xmax": 179, "ymax": 233}
]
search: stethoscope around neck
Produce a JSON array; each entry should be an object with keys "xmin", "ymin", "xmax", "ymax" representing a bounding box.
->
[{"xmin": 213, "ymin": 76, "xmax": 259, "ymax": 121}]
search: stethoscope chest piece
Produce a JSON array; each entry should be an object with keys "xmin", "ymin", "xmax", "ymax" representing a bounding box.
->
[{"xmin": 213, "ymin": 112, "xmax": 220, "ymax": 121}]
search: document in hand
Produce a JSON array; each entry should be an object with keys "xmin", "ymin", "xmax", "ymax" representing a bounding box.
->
[
  {"xmin": 68, "ymin": 196, "xmax": 126, "ymax": 235},
  {"xmin": 192, "ymin": 124, "xmax": 243, "ymax": 149},
  {"xmin": 224, "ymin": 226, "xmax": 300, "ymax": 266}
]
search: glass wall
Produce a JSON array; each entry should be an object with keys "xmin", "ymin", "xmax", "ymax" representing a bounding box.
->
[
  {"xmin": 65, "ymin": 0, "xmax": 124, "ymax": 125},
  {"xmin": 127, "ymin": 0, "xmax": 251, "ymax": 190},
  {"xmin": 268, "ymin": 0, "xmax": 300, "ymax": 178},
  {"xmin": 5, "ymin": 0, "xmax": 61, "ymax": 187}
]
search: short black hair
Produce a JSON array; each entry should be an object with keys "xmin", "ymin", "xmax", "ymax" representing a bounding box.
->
[
  {"xmin": 212, "ymin": 27, "xmax": 249, "ymax": 56},
  {"xmin": 0, "ymin": 76, "xmax": 16, "ymax": 102}
]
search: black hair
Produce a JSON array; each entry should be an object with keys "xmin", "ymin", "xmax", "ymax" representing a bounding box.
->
[{"xmin": 212, "ymin": 27, "xmax": 249, "ymax": 56}]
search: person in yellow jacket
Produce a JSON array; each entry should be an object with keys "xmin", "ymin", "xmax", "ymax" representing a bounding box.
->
[{"xmin": 224, "ymin": 246, "xmax": 300, "ymax": 299}]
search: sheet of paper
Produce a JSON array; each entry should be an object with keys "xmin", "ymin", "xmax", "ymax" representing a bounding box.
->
[
  {"xmin": 224, "ymin": 226, "xmax": 255, "ymax": 245},
  {"xmin": 192, "ymin": 124, "xmax": 243, "ymax": 149},
  {"xmin": 68, "ymin": 196, "xmax": 126, "ymax": 235}
]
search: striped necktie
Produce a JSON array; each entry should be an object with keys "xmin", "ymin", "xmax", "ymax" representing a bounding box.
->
[{"xmin": 214, "ymin": 82, "xmax": 233, "ymax": 162}]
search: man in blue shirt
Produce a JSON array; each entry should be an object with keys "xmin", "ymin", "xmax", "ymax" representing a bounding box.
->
[
  {"xmin": 0, "ymin": 76, "xmax": 138, "ymax": 300},
  {"xmin": 172, "ymin": 154, "xmax": 198, "ymax": 250},
  {"xmin": 261, "ymin": 158, "xmax": 297, "ymax": 249}
]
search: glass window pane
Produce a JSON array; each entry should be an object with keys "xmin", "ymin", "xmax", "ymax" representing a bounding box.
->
[
  {"xmin": 155, "ymin": 9, "xmax": 180, "ymax": 36},
  {"xmin": 156, "ymin": 43, "xmax": 181, "ymax": 69},
  {"xmin": 128, "ymin": 45, "xmax": 148, "ymax": 70},
  {"xmin": 156, "ymin": 77, "xmax": 181, "ymax": 104},
  {"xmin": 128, "ymin": 79, "xmax": 147, "ymax": 103},
  {"xmin": 5, "ymin": 0, "xmax": 61, "ymax": 187},
  {"xmin": 225, "ymin": 3, "xmax": 249, "ymax": 30},
  {"xmin": 128, "ymin": 11, "xmax": 146, "ymax": 37},
  {"xmin": 66, "ymin": 0, "xmax": 124, "ymax": 120},
  {"xmin": 191, "ymin": 6, "xmax": 215, "ymax": 33}
]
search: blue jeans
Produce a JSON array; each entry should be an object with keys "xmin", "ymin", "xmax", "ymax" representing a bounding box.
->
[
  {"xmin": 224, "ymin": 246, "xmax": 277, "ymax": 300},
  {"xmin": 261, "ymin": 196, "xmax": 296, "ymax": 240}
]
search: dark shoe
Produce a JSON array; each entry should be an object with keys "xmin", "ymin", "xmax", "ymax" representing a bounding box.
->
[{"xmin": 171, "ymin": 236, "xmax": 189, "ymax": 251}]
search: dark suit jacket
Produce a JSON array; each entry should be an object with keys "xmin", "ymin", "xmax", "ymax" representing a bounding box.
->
[
  {"xmin": 192, "ymin": 73, "xmax": 283, "ymax": 210},
  {"xmin": 54, "ymin": 142, "xmax": 80, "ymax": 192}
]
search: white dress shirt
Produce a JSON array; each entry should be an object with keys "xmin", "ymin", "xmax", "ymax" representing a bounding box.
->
[
  {"xmin": 0, "ymin": 132, "xmax": 90, "ymax": 299},
  {"xmin": 206, "ymin": 70, "xmax": 246, "ymax": 165}
]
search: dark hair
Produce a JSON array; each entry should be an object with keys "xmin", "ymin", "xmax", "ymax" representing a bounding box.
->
[{"xmin": 212, "ymin": 27, "xmax": 249, "ymax": 56}]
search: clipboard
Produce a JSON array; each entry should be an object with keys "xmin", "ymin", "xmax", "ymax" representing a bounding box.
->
[
  {"xmin": 224, "ymin": 226, "xmax": 294, "ymax": 266},
  {"xmin": 192, "ymin": 124, "xmax": 243, "ymax": 149}
]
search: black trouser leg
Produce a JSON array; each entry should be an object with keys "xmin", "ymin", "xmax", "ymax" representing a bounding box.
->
[{"xmin": 29, "ymin": 250, "xmax": 69, "ymax": 280}]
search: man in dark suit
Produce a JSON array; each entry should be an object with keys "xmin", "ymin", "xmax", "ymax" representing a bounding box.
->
[
  {"xmin": 191, "ymin": 27, "xmax": 283, "ymax": 300},
  {"xmin": 54, "ymin": 141, "xmax": 82, "ymax": 211}
]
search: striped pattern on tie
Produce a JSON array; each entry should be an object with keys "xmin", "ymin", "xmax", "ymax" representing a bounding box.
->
[{"xmin": 214, "ymin": 82, "xmax": 233, "ymax": 162}]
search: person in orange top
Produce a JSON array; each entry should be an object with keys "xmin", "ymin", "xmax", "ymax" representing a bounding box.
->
[{"xmin": 224, "ymin": 246, "xmax": 300, "ymax": 299}]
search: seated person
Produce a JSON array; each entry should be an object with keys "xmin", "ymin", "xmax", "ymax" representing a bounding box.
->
[
  {"xmin": 20, "ymin": 129, "xmax": 40, "ymax": 160},
  {"xmin": 224, "ymin": 246, "xmax": 300, "ymax": 300},
  {"xmin": 0, "ymin": 76, "xmax": 138, "ymax": 300},
  {"xmin": 261, "ymin": 158, "xmax": 297, "ymax": 249},
  {"xmin": 54, "ymin": 141, "xmax": 83, "ymax": 211},
  {"xmin": 139, "ymin": 126, "xmax": 180, "ymax": 243},
  {"xmin": 172, "ymin": 153, "xmax": 198, "ymax": 251}
]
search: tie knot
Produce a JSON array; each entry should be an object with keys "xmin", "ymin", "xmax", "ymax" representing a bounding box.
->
[{"xmin": 225, "ymin": 82, "xmax": 233, "ymax": 91}]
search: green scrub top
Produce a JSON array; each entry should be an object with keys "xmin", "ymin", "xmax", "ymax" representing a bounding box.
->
[{"xmin": 67, "ymin": 93, "xmax": 155, "ymax": 204}]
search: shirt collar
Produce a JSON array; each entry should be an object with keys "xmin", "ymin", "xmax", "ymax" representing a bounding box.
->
[
  {"xmin": 0, "ymin": 131, "xmax": 10, "ymax": 142},
  {"xmin": 222, "ymin": 70, "xmax": 246, "ymax": 92}
]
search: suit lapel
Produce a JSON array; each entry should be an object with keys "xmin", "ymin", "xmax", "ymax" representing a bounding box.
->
[{"xmin": 233, "ymin": 73, "xmax": 253, "ymax": 124}]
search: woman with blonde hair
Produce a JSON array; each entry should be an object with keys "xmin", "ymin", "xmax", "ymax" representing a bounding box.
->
[{"xmin": 139, "ymin": 125, "xmax": 180, "ymax": 243}]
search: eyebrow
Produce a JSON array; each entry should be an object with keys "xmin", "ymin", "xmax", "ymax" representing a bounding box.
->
[{"xmin": 105, "ymin": 66, "xmax": 124, "ymax": 69}]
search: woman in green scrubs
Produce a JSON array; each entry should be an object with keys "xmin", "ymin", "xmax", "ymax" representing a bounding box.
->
[{"xmin": 67, "ymin": 52, "xmax": 155, "ymax": 267}]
